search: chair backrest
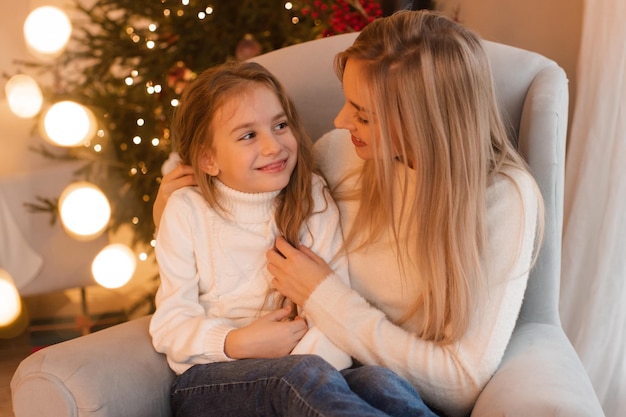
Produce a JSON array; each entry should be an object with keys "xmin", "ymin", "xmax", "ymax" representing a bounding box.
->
[{"xmin": 252, "ymin": 32, "xmax": 569, "ymax": 327}]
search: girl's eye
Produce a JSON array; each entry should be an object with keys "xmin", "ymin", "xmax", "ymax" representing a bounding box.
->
[
  {"xmin": 240, "ymin": 131, "xmax": 256, "ymax": 141},
  {"xmin": 274, "ymin": 121, "xmax": 289, "ymax": 131}
]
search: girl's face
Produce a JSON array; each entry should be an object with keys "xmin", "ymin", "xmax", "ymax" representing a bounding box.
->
[
  {"xmin": 201, "ymin": 84, "xmax": 298, "ymax": 193},
  {"xmin": 334, "ymin": 58, "xmax": 379, "ymax": 161}
]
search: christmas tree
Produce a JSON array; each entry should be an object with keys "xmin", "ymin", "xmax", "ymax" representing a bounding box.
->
[{"xmin": 24, "ymin": 0, "xmax": 394, "ymax": 249}]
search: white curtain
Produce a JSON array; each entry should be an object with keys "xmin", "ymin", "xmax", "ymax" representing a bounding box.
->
[{"xmin": 560, "ymin": 0, "xmax": 626, "ymax": 416}]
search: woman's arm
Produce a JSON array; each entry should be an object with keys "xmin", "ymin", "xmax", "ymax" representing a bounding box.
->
[
  {"xmin": 268, "ymin": 170, "xmax": 539, "ymax": 417},
  {"xmin": 286, "ymin": 175, "xmax": 353, "ymax": 370}
]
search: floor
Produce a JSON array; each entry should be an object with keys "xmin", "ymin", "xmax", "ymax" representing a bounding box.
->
[
  {"xmin": 0, "ymin": 331, "xmax": 30, "ymax": 417},
  {"xmin": 0, "ymin": 287, "xmax": 136, "ymax": 417}
]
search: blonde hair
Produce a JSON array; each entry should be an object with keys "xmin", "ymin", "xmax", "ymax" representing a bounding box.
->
[
  {"xmin": 335, "ymin": 10, "xmax": 541, "ymax": 343},
  {"xmin": 172, "ymin": 60, "xmax": 316, "ymax": 247}
]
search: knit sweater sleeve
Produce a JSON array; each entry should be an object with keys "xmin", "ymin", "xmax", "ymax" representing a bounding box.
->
[
  {"xmin": 149, "ymin": 189, "xmax": 236, "ymax": 375},
  {"xmin": 290, "ymin": 174, "xmax": 353, "ymax": 370},
  {"xmin": 309, "ymin": 131, "xmax": 540, "ymax": 417}
]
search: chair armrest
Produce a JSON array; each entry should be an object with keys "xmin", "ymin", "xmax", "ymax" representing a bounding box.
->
[
  {"xmin": 11, "ymin": 316, "xmax": 174, "ymax": 417},
  {"xmin": 471, "ymin": 322, "xmax": 604, "ymax": 417}
]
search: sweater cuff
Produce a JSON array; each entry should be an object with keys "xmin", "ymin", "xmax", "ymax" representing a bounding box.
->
[
  {"xmin": 306, "ymin": 272, "xmax": 352, "ymax": 315},
  {"xmin": 202, "ymin": 322, "xmax": 237, "ymax": 363}
]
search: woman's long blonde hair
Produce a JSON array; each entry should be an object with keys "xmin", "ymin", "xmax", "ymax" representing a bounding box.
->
[
  {"xmin": 335, "ymin": 10, "xmax": 540, "ymax": 343},
  {"xmin": 172, "ymin": 60, "xmax": 316, "ymax": 247}
]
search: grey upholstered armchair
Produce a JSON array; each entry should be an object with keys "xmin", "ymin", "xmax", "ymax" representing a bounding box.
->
[{"xmin": 11, "ymin": 33, "xmax": 604, "ymax": 417}]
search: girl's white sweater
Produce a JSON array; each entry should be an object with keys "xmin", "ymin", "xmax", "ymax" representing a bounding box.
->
[{"xmin": 150, "ymin": 174, "xmax": 352, "ymax": 375}]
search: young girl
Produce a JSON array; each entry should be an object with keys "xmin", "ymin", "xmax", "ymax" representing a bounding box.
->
[{"xmin": 150, "ymin": 61, "xmax": 436, "ymax": 417}]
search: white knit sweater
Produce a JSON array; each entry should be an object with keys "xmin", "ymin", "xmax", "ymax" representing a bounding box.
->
[
  {"xmin": 150, "ymin": 174, "xmax": 352, "ymax": 375},
  {"xmin": 308, "ymin": 129, "xmax": 540, "ymax": 417}
]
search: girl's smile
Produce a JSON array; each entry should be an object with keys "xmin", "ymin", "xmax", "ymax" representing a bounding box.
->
[{"xmin": 256, "ymin": 158, "xmax": 289, "ymax": 173}]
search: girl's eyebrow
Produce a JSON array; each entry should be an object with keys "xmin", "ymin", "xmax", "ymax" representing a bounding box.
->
[{"xmin": 228, "ymin": 111, "xmax": 287, "ymax": 134}]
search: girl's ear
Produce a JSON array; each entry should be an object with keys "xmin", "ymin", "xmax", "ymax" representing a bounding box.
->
[{"xmin": 200, "ymin": 151, "xmax": 220, "ymax": 176}]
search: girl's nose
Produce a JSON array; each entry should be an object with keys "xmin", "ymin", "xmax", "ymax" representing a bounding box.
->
[{"xmin": 260, "ymin": 133, "xmax": 282, "ymax": 155}]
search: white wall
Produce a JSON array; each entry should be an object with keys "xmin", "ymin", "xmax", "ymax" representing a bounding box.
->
[{"xmin": 440, "ymin": 0, "xmax": 584, "ymax": 127}]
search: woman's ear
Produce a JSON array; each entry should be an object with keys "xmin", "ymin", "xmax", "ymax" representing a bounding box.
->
[{"xmin": 200, "ymin": 151, "xmax": 220, "ymax": 176}]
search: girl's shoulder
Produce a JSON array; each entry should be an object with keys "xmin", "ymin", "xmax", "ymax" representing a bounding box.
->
[
  {"xmin": 164, "ymin": 186, "xmax": 208, "ymax": 218},
  {"xmin": 169, "ymin": 185, "xmax": 204, "ymax": 205}
]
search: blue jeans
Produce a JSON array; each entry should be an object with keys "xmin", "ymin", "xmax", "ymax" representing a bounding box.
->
[{"xmin": 171, "ymin": 354, "xmax": 439, "ymax": 417}]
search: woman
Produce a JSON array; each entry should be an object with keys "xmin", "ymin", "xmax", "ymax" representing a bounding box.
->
[{"xmin": 155, "ymin": 10, "xmax": 542, "ymax": 417}]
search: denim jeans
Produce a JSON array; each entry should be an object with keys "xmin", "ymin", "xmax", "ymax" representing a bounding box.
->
[{"xmin": 171, "ymin": 354, "xmax": 439, "ymax": 417}]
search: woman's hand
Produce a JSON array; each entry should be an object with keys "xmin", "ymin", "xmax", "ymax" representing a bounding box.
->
[
  {"xmin": 153, "ymin": 164, "xmax": 196, "ymax": 226},
  {"xmin": 224, "ymin": 305, "xmax": 307, "ymax": 359},
  {"xmin": 266, "ymin": 236, "xmax": 333, "ymax": 306}
]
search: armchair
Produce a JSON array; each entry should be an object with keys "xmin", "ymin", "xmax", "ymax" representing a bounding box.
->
[{"xmin": 11, "ymin": 32, "xmax": 604, "ymax": 417}]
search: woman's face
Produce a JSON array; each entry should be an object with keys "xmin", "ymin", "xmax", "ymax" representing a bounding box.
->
[{"xmin": 334, "ymin": 59, "xmax": 379, "ymax": 161}]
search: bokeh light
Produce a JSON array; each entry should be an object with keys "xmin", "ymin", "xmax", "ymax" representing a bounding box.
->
[
  {"xmin": 59, "ymin": 182, "xmax": 111, "ymax": 240},
  {"xmin": 91, "ymin": 244, "xmax": 136, "ymax": 288},
  {"xmin": 42, "ymin": 101, "xmax": 97, "ymax": 146},
  {"xmin": 0, "ymin": 270, "xmax": 22, "ymax": 327},
  {"xmin": 5, "ymin": 74, "xmax": 43, "ymax": 118},
  {"xmin": 23, "ymin": 6, "xmax": 72, "ymax": 57}
]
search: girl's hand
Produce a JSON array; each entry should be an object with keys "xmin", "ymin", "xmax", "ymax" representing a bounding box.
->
[
  {"xmin": 266, "ymin": 236, "xmax": 333, "ymax": 306},
  {"xmin": 224, "ymin": 305, "xmax": 307, "ymax": 359},
  {"xmin": 153, "ymin": 164, "xmax": 196, "ymax": 226}
]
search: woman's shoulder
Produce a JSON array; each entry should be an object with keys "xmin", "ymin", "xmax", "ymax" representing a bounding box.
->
[
  {"xmin": 313, "ymin": 129, "xmax": 363, "ymax": 187},
  {"xmin": 488, "ymin": 166, "xmax": 540, "ymax": 217},
  {"xmin": 491, "ymin": 167, "xmax": 537, "ymax": 196}
]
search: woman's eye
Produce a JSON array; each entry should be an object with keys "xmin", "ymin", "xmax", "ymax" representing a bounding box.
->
[{"xmin": 354, "ymin": 113, "xmax": 369, "ymax": 125}]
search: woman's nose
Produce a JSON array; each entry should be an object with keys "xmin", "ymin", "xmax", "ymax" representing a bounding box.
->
[{"xmin": 334, "ymin": 103, "xmax": 352, "ymax": 130}]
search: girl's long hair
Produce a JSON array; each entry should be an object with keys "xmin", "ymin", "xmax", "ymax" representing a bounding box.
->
[
  {"xmin": 335, "ymin": 10, "xmax": 541, "ymax": 343},
  {"xmin": 172, "ymin": 60, "xmax": 316, "ymax": 247}
]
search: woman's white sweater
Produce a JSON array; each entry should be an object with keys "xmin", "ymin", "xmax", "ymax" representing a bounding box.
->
[{"xmin": 308, "ymin": 129, "xmax": 540, "ymax": 417}]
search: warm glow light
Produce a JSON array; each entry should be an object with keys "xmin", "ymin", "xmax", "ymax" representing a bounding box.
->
[
  {"xmin": 42, "ymin": 101, "xmax": 97, "ymax": 146},
  {"xmin": 59, "ymin": 182, "xmax": 111, "ymax": 240},
  {"xmin": 23, "ymin": 6, "xmax": 72, "ymax": 57},
  {"xmin": 5, "ymin": 74, "xmax": 43, "ymax": 118},
  {"xmin": 91, "ymin": 244, "xmax": 136, "ymax": 288},
  {"xmin": 0, "ymin": 270, "xmax": 22, "ymax": 327}
]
